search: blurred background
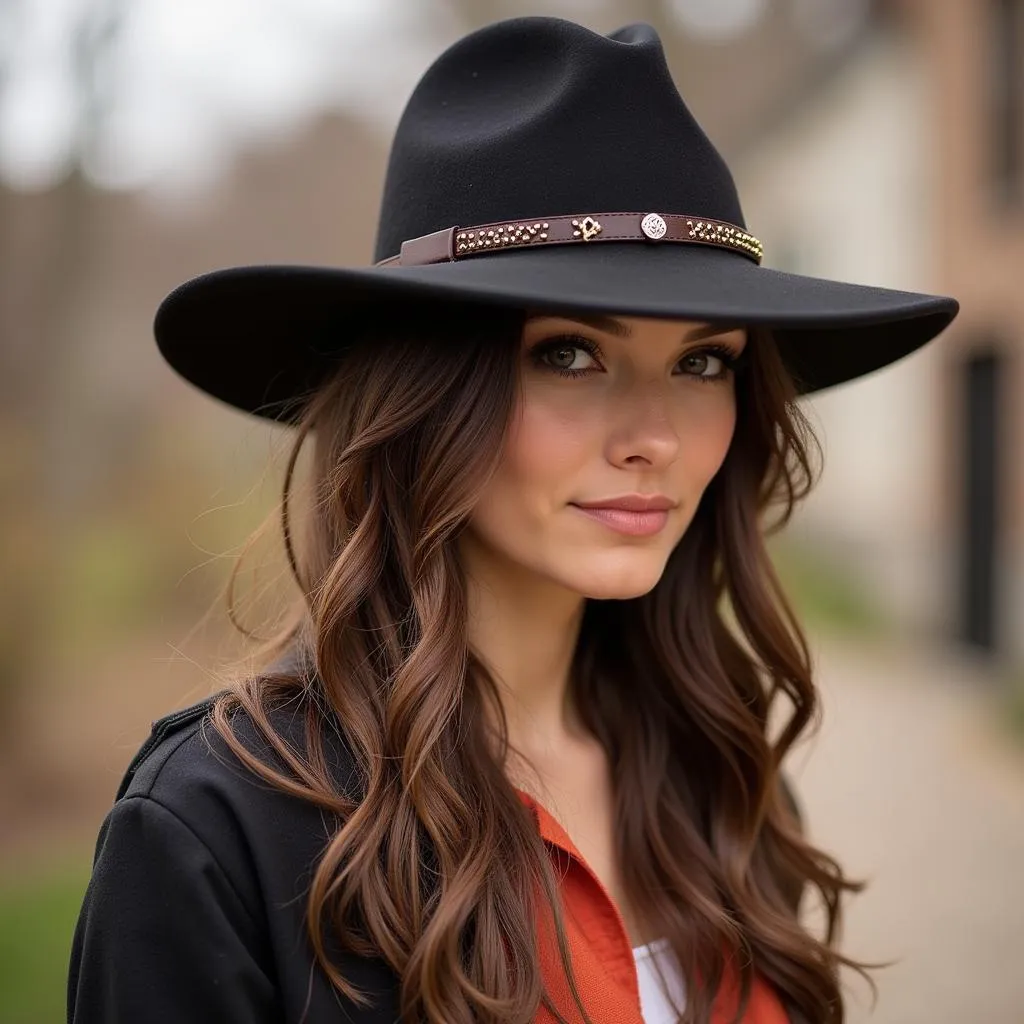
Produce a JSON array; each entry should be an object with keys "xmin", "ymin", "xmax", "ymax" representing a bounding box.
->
[{"xmin": 1, "ymin": 1, "xmax": 1022, "ymax": 1021}]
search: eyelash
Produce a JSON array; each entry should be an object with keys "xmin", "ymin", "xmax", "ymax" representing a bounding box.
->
[{"xmin": 529, "ymin": 334, "xmax": 743, "ymax": 383}]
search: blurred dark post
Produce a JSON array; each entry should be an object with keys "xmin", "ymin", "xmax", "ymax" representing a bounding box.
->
[
  {"xmin": 960, "ymin": 348, "xmax": 1003, "ymax": 651},
  {"xmin": 0, "ymin": 0, "xmax": 123, "ymax": 736}
]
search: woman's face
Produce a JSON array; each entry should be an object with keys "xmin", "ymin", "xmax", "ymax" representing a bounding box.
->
[{"xmin": 462, "ymin": 312, "xmax": 745, "ymax": 600}]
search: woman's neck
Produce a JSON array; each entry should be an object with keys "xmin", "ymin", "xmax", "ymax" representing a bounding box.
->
[{"xmin": 460, "ymin": 532, "xmax": 588, "ymax": 752}]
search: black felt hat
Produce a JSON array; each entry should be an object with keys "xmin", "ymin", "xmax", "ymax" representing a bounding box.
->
[{"xmin": 154, "ymin": 16, "xmax": 959, "ymax": 423}]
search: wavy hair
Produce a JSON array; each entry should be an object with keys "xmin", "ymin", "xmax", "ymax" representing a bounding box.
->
[{"xmin": 204, "ymin": 299, "xmax": 885, "ymax": 1023}]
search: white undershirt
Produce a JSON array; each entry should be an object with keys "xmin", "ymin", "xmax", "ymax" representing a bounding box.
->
[{"xmin": 632, "ymin": 938, "xmax": 687, "ymax": 1023}]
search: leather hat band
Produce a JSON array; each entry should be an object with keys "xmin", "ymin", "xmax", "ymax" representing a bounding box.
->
[{"xmin": 375, "ymin": 212, "xmax": 763, "ymax": 268}]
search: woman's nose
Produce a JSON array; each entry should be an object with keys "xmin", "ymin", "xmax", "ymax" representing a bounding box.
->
[{"xmin": 604, "ymin": 385, "xmax": 681, "ymax": 468}]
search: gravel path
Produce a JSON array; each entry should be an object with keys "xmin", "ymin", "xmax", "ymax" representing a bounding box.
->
[{"xmin": 785, "ymin": 635, "xmax": 1024, "ymax": 1023}]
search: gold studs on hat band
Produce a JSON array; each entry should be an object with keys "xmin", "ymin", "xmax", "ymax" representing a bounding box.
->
[
  {"xmin": 684, "ymin": 219, "xmax": 762, "ymax": 259},
  {"xmin": 572, "ymin": 216, "xmax": 602, "ymax": 240},
  {"xmin": 377, "ymin": 211, "xmax": 764, "ymax": 267},
  {"xmin": 455, "ymin": 221, "xmax": 551, "ymax": 252}
]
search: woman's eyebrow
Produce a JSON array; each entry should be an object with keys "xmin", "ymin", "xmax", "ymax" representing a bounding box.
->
[
  {"xmin": 527, "ymin": 313, "xmax": 744, "ymax": 342},
  {"xmin": 682, "ymin": 322, "xmax": 745, "ymax": 343}
]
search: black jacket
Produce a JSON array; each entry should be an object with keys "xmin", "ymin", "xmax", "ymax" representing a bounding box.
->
[
  {"xmin": 67, "ymin": 691, "xmax": 806, "ymax": 1024},
  {"xmin": 66, "ymin": 691, "xmax": 410, "ymax": 1023}
]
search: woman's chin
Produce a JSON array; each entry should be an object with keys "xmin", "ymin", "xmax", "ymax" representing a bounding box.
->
[{"xmin": 567, "ymin": 560, "xmax": 669, "ymax": 601}]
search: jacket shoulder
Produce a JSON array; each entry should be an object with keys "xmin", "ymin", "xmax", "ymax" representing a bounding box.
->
[
  {"xmin": 110, "ymin": 678, "xmax": 363, "ymax": 871},
  {"xmin": 115, "ymin": 691, "xmax": 228, "ymax": 801},
  {"xmin": 116, "ymin": 644, "xmax": 359, "ymax": 808}
]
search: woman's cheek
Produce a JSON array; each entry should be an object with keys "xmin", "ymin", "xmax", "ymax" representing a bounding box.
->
[
  {"xmin": 505, "ymin": 385, "xmax": 600, "ymax": 487},
  {"xmin": 676, "ymin": 390, "xmax": 736, "ymax": 477}
]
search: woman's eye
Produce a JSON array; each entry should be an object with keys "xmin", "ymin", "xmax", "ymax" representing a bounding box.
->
[
  {"xmin": 679, "ymin": 346, "xmax": 738, "ymax": 382},
  {"xmin": 546, "ymin": 345, "xmax": 596, "ymax": 371},
  {"xmin": 681, "ymin": 351, "xmax": 719, "ymax": 377},
  {"xmin": 530, "ymin": 336, "xmax": 601, "ymax": 377}
]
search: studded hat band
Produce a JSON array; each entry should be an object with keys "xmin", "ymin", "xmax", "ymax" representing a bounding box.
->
[{"xmin": 374, "ymin": 212, "xmax": 764, "ymax": 268}]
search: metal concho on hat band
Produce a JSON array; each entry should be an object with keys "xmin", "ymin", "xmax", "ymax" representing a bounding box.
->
[{"xmin": 375, "ymin": 212, "xmax": 764, "ymax": 267}]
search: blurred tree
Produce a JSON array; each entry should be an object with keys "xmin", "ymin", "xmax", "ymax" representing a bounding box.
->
[{"xmin": 0, "ymin": 0, "xmax": 124, "ymax": 735}]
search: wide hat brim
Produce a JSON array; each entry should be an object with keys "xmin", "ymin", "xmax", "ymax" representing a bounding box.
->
[{"xmin": 154, "ymin": 240, "xmax": 958, "ymax": 424}]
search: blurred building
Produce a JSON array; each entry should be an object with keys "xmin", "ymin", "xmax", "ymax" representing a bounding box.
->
[{"xmin": 735, "ymin": 0, "xmax": 1024, "ymax": 663}]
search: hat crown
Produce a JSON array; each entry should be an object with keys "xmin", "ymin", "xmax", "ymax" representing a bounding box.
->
[{"xmin": 372, "ymin": 17, "xmax": 746, "ymax": 263}]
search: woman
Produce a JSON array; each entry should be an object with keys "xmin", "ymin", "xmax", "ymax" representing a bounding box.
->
[{"xmin": 67, "ymin": 16, "xmax": 958, "ymax": 1024}]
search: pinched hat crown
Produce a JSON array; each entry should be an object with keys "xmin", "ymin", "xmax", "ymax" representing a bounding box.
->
[{"xmin": 373, "ymin": 18, "xmax": 745, "ymax": 264}]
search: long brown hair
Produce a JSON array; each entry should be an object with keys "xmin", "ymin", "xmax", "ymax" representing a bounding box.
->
[{"xmin": 203, "ymin": 299, "xmax": 884, "ymax": 1023}]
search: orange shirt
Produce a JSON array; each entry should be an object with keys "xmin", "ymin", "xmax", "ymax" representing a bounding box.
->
[{"xmin": 516, "ymin": 790, "xmax": 791, "ymax": 1023}]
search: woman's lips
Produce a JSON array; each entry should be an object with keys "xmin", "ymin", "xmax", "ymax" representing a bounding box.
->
[{"xmin": 569, "ymin": 504, "xmax": 669, "ymax": 536}]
